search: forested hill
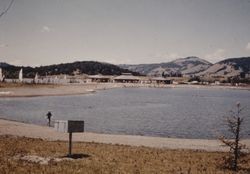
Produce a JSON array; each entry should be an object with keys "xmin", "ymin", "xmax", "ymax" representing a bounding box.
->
[
  {"xmin": 0, "ymin": 62, "xmax": 11, "ymax": 68},
  {"xmin": 0, "ymin": 61, "xmax": 140, "ymax": 78}
]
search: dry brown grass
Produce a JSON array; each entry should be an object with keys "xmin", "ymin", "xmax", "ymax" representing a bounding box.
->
[{"xmin": 0, "ymin": 135, "xmax": 249, "ymax": 174}]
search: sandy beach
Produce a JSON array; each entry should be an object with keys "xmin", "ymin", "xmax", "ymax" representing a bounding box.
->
[{"xmin": 0, "ymin": 119, "xmax": 249, "ymax": 152}]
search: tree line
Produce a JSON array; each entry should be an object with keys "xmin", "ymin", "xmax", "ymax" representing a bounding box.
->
[{"xmin": 1, "ymin": 61, "xmax": 140, "ymax": 78}]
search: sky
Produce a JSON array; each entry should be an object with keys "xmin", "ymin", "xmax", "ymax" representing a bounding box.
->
[{"xmin": 0, "ymin": 0, "xmax": 250, "ymax": 67}]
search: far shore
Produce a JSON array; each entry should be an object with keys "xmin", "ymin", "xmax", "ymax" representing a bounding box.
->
[
  {"xmin": 0, "ymin": 83, "xmax": 121, "ymax": 97},
  {"xmin": 0, "ymin": 118, "xmax": 250, "ymax": 152},
  {"xmin": 0, "ymin": 82, "xmax": 249, "ymax": 98}
]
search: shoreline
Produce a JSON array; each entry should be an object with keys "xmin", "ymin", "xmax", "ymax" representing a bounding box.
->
[
  {"xmin": 1, "ymin": 119, "xmax": 250, "ymax": 152},
  {"xmin": 0, "ymin": 83, "xmax": 120, "ymax": 98},
  {"xmin": 0, "ymin": 83, "xmax": 249, "ymax": 98}
]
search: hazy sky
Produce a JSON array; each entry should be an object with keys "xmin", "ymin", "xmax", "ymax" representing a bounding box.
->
[{"xmin": 0, "ymin": 0, "xmax": 250, "ymax": 66}]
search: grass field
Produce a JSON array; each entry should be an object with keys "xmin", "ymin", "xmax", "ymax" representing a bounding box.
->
[{"xmin": 0, "ymin": 135, "xmax": 249, "ymax": 174}]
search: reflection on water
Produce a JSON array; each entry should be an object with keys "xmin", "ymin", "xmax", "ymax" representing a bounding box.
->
[{"xmin": 0, "ymin": 87, "xmax": 249, "ymax": 139}]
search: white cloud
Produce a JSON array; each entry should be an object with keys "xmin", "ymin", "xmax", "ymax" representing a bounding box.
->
[
  {"xmin": 204, "ymin": 49, "xmax": 226, "ymax": 62},
  {"xmin": 246, "ymin": 42, "xmax": 250, "ymax": 51},
  {"xmin": 41, "ymin": 26, "xmax": 51, "ymax": 32}
]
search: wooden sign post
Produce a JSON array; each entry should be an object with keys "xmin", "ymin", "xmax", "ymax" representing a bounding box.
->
[
  {"xmin": 69, "ymin": 132, "xmax": 72, "ymax": 156},
  {"xmin": 54, "ymin": 120, "xmax": 84, "ymax": 157}
]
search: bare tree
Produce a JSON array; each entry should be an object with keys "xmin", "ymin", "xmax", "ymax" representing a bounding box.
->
[{"xmin": 219, "ymin": 102, "xmax": 247, "ymax": 171}]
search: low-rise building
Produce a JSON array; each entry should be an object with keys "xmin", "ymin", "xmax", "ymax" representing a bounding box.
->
[
  {"xmin": 88, "ymin": 74, "xmax": 112, "ymax": 83},
  {"xmin": 113, "ymin": 73, "xmax": 140, "ymax": 83},
  {"xmin": 151, "ymin": 77, "xmax": 172, "ymax": 84}
]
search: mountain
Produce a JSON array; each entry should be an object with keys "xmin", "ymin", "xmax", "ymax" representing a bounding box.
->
[
  {"xmin": 120, "ymin": 57, "xmax": 212, "ymax": 76},
  {"xmin": 1, "ymin": 61, "xmax": 140, "ymax": 78},
  {"xmin": 197, "ymin": 57, "xmax": 250, "ymax": 77},
  {"xmin": 2, "ymin": 57, "xmax": 249, "ymax": 79}
]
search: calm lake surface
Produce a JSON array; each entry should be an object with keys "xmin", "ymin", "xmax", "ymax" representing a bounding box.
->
[{"xmin": 0, "ymin": 87, "xmax": 250, "ymax": 139}]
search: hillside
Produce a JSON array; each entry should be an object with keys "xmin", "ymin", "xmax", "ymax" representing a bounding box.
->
[
  {"xmin": 120, "ymin": 57, "xmax": 212, "ymax": 76},
  {"xmin": 0, "ymin": 62, "xmax": 11, "ymax": 68},
  {"xmin": 1, "ymin": 57, "xmax": 249, "ymax": 79},
  {"xmin": 197, "ymin": 57, "xmax": 250, "ymax": 77},
  {"xmin": 0, "ymin": 61, "xmax": 140, "ymax": 78}
]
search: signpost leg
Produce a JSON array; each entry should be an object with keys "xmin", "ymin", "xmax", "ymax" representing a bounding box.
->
[{"xmin": 68, "ymin": 132, "xmax": 72, "ymax": 157}]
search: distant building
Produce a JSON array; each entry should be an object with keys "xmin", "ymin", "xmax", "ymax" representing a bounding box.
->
[
  {"xmin": 140, "ymin": 77, "xmax": 152, "ymax": 84},
  {"xmin": 114, "ymin": 73, "xmax": 140, "ymax": 83},
  {"xmin": 88, "ymin": 74, "xmax": 112, "ymax": 83},
  {"xmin": 151, "ymin": 77, "xmax": 172, "ymax": 84}
]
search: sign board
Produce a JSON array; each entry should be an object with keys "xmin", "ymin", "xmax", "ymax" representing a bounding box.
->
[
  {"xmin": 68, "ymin": 120, "xmax": 84, "ymax": 133},
  {"xmin": 54, "ymin": 120, "xmax": 84, "ymax": 133}
]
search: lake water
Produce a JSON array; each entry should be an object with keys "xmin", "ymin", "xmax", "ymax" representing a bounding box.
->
[{"xmin": 0, "ymin": 87, "xmax": 250, "ymax": 139}]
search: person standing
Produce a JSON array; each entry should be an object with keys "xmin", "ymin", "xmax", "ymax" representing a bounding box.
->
[{"xmin": 46, "ymin": 111, "xmax": 52, "ymax": 127}]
